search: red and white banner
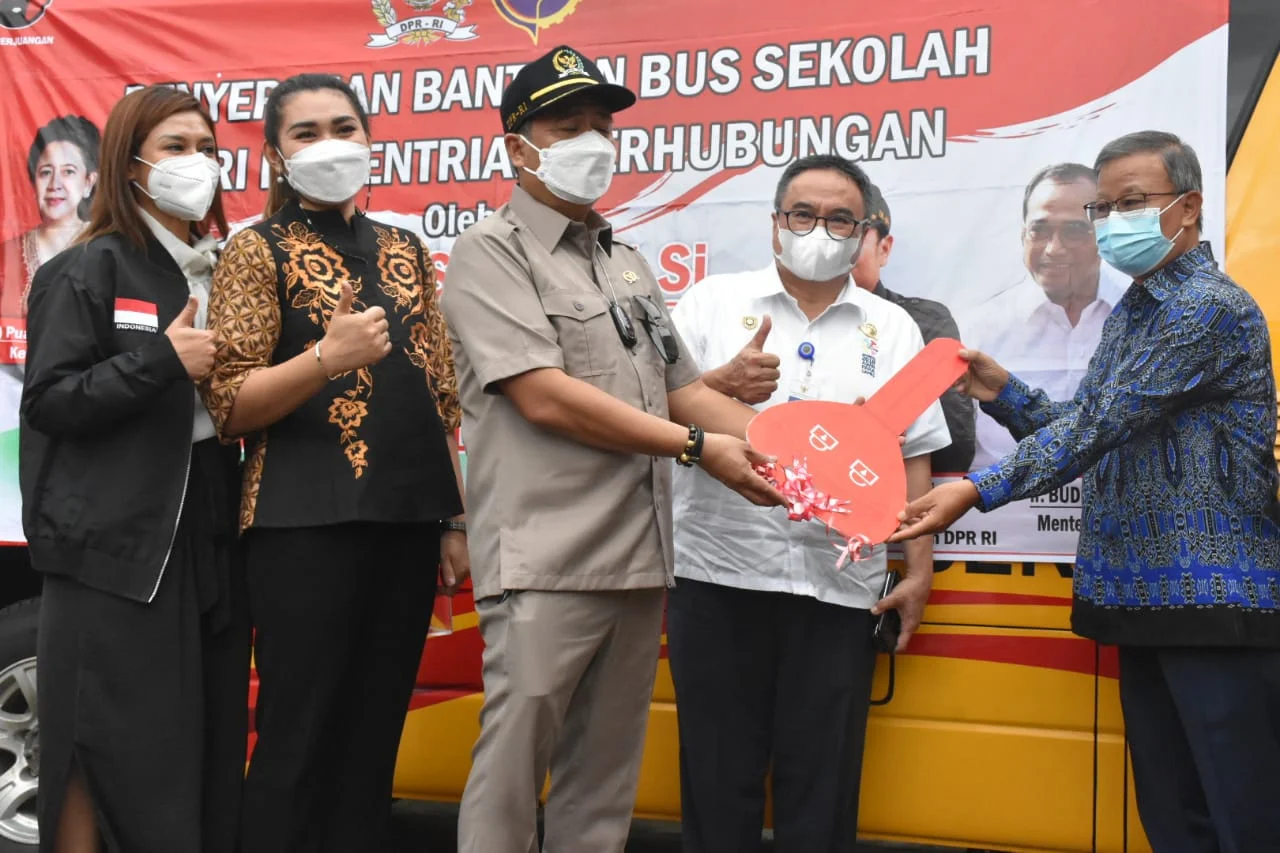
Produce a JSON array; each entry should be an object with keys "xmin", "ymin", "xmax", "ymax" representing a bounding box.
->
[{"xmin": 0, "ymin": 0, "xmax": 1230, "ymax": 555}]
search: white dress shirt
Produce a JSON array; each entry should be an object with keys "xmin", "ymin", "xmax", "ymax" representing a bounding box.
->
[
  {"xmin": 966, "ymin": 265, "xmax": 1129, "ymax": 470},
  {"xmin": 670, "ymin": 263, "xmax": 951, "ymax": 610},
  {"xmin": 139, "ymin": 208, "xmax": 218, "ymax": 443}
]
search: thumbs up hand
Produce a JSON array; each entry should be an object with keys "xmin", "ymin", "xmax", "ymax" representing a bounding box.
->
[
  {"xmin": 171, "ymin": 296, "xmax": 199, "ymax": 328},
  {"xmin": 746, "ymin": 314, "xmax": 773, "ymax": 352},
  {"xmin": 333, "ymin": 280, "xmax": 355, "ymax": 317},
  {"xmin": 713, "ymin": 314, "xmax": 781, "ymax": 404},
  {"xmin": 316, "ymin": 282, "xmax": 393, "ymax": 378},
  {"xmin": 165, "ymin": 296, "xmax": 218, "ymax": 381}
]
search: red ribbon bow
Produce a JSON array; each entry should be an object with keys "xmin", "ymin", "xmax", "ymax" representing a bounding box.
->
[{"xmin": 754, "ymin": 456, "xmax": 874, "ymax": 570}]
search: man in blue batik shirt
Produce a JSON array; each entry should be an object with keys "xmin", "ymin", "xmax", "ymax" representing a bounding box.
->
[{"xmin": 891, "ymin": 131, "xmax": 1280, "ymax": 853}]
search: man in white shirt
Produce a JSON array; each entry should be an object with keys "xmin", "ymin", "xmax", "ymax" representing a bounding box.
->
[
  {"xmin": 963, "ymin": 163, "xmax": 1128, "ymax": 469},
  {"xmin": 668, "ymin": 155, "xmax": 951, "ymax": 853}
]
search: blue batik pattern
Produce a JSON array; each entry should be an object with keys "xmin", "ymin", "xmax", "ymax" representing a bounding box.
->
[{"xmin": 970, "ymin": 243, "xmax": 1280, "ymax": 627}]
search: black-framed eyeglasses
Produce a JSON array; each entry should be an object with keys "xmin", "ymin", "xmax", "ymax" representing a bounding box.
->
[
  {"xmin": 632, "ymin": 294, "xmax": 679, "ymax": 364},
  {"xmin": 1083, "ymin": 192, "xmax": 1181, "ymax": 222},
  {"xmin": 777, "ymin": 209, "xmax": 867, "ymax": 240}
]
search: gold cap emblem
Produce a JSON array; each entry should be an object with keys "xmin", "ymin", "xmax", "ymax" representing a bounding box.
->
[{"xmin": 553, "ymin": 49, "xmax": 588, "ymax": 78}]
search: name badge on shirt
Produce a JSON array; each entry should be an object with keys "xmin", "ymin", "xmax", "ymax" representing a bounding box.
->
[
  {"xmin": 857, "ymin": 327, "xmax": 878, "ymax": 376},
  {"xmin": 788, "ymin": 387, "xmax": 817, "ymax": 403}
]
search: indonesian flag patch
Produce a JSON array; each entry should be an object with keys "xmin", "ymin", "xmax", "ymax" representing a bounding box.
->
[{"xmin": 114, "ymin": 298, "xmax": 159, "ymax": 332}]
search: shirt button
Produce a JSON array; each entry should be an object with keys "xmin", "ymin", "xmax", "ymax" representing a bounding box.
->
[{"xmin": 573, "ymin": 301, "xmax": 585, "ymax": 311}]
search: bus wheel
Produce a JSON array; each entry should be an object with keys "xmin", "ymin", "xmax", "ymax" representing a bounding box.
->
[{"xmin": 0, "ymin": 598, "xmax": 40, "ymax": 851}]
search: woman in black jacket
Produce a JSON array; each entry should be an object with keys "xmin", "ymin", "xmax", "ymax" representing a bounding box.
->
[{"xmin": 20, "ymin": 85, "xmax": 249, "ymax": 853}]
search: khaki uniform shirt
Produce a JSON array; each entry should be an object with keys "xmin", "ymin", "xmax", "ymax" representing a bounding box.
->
[{"xmin": 442, "ymin": 186, "xmax": 700, "ymax": 600}]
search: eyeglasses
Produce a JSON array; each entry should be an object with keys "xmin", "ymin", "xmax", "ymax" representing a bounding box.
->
[
  {"xmin": 777, "ymin": 209, "xmax": 867, "ymax": 240},
  {"xmin": 1083, "ymin": 192, "xmax": 1180, "ymax": 222},
  {"xmin": 1024, "ymin": 220, "xmax": 1095, "ymax": 247},
  {"xmin": 632, "ymin": 294, "xmax": 679, "ymax": 364}
]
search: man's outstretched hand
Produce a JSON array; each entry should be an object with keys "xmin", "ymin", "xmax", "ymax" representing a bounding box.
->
[
  {"xmin": 887, "ymin": 479, "xmax": 982, "ymax": 543},
  {"xmin": 954, "ymin": 349, "xmax": 1009, "ymax": 402}
]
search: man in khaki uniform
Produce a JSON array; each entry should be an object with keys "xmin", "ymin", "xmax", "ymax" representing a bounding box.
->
[{"xmin": 441, "ymin": 45, "xmax": 784, "ymax": 853}]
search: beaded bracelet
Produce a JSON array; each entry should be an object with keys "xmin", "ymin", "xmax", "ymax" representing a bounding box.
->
[{"xmin": 676, "ymin": 424, "xmax": 705, "ymax": 467}]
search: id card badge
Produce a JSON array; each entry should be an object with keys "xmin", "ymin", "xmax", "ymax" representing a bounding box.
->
[{"xmin": 787, "ymin": 386, "xmax": 818, "ymax": 403}]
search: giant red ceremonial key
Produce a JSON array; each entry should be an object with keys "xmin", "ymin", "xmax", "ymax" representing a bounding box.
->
[{"xmin": 746, "ymin": 338, "xmax": 970, "ymax": 548}]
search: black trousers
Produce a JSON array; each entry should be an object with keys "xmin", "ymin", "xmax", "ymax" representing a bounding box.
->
[
  {"xmin": 666, "ymin": 578, "xmax": 878, "ymax": 853},
  {"xmin": 1119, "ymin": 646, "xmax": 1280, "ymax": 853},
  {"xmin": 38, "ymin": 438, "xmax": 249, "ymax": 853},
  {"xmin": 238, "ymin": 522, "xmax": 439, "ymax": 853}
]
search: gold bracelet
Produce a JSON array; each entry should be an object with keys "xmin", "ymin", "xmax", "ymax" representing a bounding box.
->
[{"xmin": 314, "ymin": 341, "xmax": 341, "ymax": 382}]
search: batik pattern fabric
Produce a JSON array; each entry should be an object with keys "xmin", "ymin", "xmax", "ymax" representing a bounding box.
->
[
  {"xmin": 969, "ymin": 243, "xmax": 1280, "ymax": 647},
  {"xmin": 203, "ymin": 201, "xmax": 462, "ymax": 531}
]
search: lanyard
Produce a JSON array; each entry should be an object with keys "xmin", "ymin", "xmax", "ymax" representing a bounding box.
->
[{"xmin": 797, "ymin": 340, "xmax": 816, "ymax": 394}]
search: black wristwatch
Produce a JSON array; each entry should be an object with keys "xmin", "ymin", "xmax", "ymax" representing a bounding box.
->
[{"xmin": 441, "ymin": 519, "xmax": 467, "ymax": 534}]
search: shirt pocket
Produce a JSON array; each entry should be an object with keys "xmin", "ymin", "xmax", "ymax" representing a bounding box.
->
[{"xmin": 541, "ymin": 290, "xmax": 619, "ymax": 378}]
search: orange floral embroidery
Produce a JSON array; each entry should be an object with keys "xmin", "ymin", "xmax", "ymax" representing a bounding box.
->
[
  {"xmin": 374, "ymin": 225, "xmax": 421, "ymax": 314},
  {"xmin": 406, "ymin": 321, "xmax": 431, "ymax": 371},
  {"xmin": 343, "ymin": 439, "xmax": 369, "ymax": 478},
  {"xmin": 398, "ymin": 238, "xmax": 461, "ymax": 431},
  {"xmin": 324, "ymin": 365, "xmax": 375, "ymax": 477},
  {"xmin": 275, "ymin": 223, "xmax": 373, "ymax": 479},
  {"xmin": 328, "ymin": 397, "xmax": 369, "ymax": 441},
  {"xmin": 276, "ymin": 222, "xmax": 356, "ymax": 326}
]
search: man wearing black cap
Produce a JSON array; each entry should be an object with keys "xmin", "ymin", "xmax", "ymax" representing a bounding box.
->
[
  {"xmin": 853, "ymin": 184, "xmax": 975, "ymax": 473},
  {"xmin": 442, "ymin": 45, "xmax": 784, "ymax": 852}
]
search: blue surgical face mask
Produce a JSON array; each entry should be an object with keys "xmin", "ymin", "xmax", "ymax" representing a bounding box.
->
[{"xmin": 1093, "ymin": 194, "xmax": 1186, "ymax": 277}]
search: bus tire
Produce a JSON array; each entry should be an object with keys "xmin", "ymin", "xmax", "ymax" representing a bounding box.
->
[{"xmin": 0, "ymin": 597, "xmax": 41, "ymax": 851}]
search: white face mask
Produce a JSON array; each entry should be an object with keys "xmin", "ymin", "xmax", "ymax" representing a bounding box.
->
[
  {"xmin": 133, "ymin": 153, "xmax": 221, "ymax": 222},
  {"xmin": 775, "ymin": 227, "xmax": 860, "ymax": 282},
  {"xmin": 282, "ymin": 139, "xmax": 372, "ymax": 205},
  {"xmin": 521, "ymin": 130, "xmax": 616, "ymax": 205}
]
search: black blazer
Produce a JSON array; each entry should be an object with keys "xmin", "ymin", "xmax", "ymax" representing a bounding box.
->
[{"xmin": 20, "ymin": 232, "xmax": 234, "ymax": 603}]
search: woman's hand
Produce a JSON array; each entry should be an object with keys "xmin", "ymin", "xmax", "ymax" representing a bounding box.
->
[
  {"xmin": 439, "ymin": 528, "xmax": 470, "ymax": 596},
  {"xmin": 318, "ymin": 283, "xmax": 392, "ymax": 377}
]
